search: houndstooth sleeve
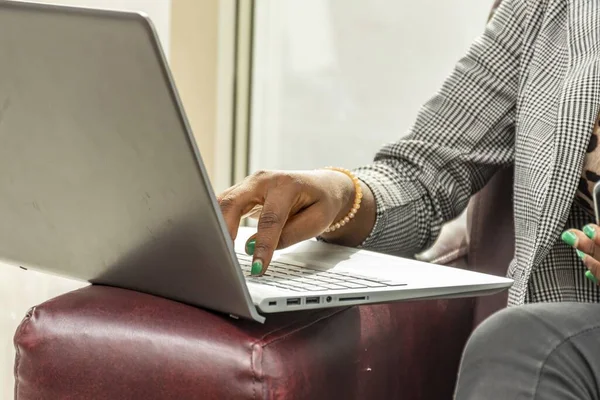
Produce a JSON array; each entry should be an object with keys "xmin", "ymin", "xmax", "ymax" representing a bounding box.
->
[{"xmin": 353, "ymin": 0, "xmax": 526, "ymax": 256}]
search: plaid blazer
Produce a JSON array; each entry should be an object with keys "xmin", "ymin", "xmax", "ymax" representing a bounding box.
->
[{"xmin": 354, "ymin": 0, "xmax": 600, "ymax": 305}]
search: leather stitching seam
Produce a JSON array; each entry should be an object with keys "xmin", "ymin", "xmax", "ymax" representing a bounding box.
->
[
  {"xmin": 14, "ymin": 306, "xmax": 35, "ymax": 400},
  {"xmin": 248, "ymin": 308, "xmax": 347, "ymax": 398},
  {"xmin": 250, "ymin": 342, "xmax": 257, "ymax": 400}
]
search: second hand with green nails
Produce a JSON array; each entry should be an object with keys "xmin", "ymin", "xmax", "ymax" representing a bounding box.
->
[{"xmin": 561, "ymin": 181, "xmax": 600, "ymax": 285}]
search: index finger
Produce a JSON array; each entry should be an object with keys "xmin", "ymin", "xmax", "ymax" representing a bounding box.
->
[{"xmin": 249, "ymin": 189, "xmax": 296, "ymax": 275}]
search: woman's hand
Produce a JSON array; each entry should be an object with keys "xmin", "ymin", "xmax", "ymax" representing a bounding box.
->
[
  {"xmin": 561, "ymin": 224, "xmax": 600, "ymax": 284},
  {"xmin": 217, "ymin": 169, "xmax": 375, "ymax": 276}
]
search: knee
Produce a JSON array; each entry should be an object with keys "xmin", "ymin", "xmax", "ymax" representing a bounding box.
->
[
  {"xmin": 455, "ymin": 306, "xmax": 540, "ymax": 397},
  {"xmin": 462, "ymin": 306, "xmax": 535, "ymax": 361}
]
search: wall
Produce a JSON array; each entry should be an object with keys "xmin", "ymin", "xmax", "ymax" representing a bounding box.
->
[{"xmin": 169, "ymin": 0, "xmax": 222, "ymax": 183}]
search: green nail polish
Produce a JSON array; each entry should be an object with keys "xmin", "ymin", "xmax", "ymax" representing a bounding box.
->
[
  {"xmin": 586, "ymin": 270, "xmax": 599, "ymax": 284},
  {"xmin": 251, "ymin": 260, "xmax": 263, "ymax": 276},
  {"xmin": 246, "ymin": 239, "xmax": 256, "ymax": 256},
  {"xmin": 576, "ymin": 249, "xmax": 586, "ymax": 259},
  {"xmin": 561, "ymin": 231, "xmax": 577, "ymax": 247},
  {"xmin": 584, "ymin": 225, "xmax": 596, "ymax": 239}
]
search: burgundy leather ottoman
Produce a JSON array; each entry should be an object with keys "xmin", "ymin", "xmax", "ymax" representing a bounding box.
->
[{"xmin": 14, "ymin": 285, "xmax": 475, "ymax": 399}]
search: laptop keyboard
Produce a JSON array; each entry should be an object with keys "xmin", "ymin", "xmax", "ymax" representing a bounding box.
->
[{"xmin": 237, "ymin": 253, "xmax": 406, "ymax": 292}]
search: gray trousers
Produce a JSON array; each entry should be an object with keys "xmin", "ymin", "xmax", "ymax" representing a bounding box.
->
[{"xmin": 454, "ymin": 302, "xmax": 600, "ymax": 399}]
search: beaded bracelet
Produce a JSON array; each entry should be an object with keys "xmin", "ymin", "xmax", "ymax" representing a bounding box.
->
[{"xmin": 323, "ymin": 167, "xmax": 363, "ymax": 233}]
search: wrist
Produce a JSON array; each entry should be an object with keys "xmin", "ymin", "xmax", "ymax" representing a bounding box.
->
[
  {"xmin": 321, "ymin": 167, "xmax": 362, "ymax": 234},
  {"xmin": 320, "ymin": 178, "xmax": 371, "ymax": 244}
]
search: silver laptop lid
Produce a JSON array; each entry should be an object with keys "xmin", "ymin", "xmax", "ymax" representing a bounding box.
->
[{"xmin": 0, "ymin": 1, "xmax": 263, "ymax": 322}]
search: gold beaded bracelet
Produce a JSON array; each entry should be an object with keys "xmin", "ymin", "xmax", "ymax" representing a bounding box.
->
[{"xmin": 323, "ymin": 167, "xmax": 363, "ymax": 233}]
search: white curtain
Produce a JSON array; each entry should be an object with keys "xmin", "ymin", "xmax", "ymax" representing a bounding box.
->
[{"xmin": 249, "ymin": 0, "xmax": 492, "ymax": 172}]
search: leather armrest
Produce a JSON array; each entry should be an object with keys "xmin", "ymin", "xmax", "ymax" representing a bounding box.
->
[{"xmin": 14, "ymin": 285, "xmax": 475, "ymax": 399}]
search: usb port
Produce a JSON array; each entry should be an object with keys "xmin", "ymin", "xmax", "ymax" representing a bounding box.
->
[
  {"xmin": 306, "ymin": 297, "xmax": 320, "ymax": 305},
  {"xmin": 286, "ymin": 298, "xmax": 301, "ymax": 306},
  {"xmin": 268, "ymin": 301, "xmax": 277, "ymax": 306}
]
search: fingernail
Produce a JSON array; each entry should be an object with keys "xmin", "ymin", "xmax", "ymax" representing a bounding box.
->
[
  {"xmin": 251, "ymin": 260, "xmax": 263, "ymax": 276},
  {"xmin": 246, "ymin": 239, "xmax": 256, "ymax": 256},
  {"xmin": 584, "ymin": 225, "xmax": 596, "ymax": 239},
  {"xmin": 561, "ymin": 231, "xmax": 577, "ymax": 247},
  {"xmin": 576, "ymin": 249, "xmax": 586, "ymax": 259},
  {"xmin": 585, "ymin": 270, "xmax": 599, "ymax": 284}
]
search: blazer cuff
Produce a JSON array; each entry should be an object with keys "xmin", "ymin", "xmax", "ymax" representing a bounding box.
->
[{"xmin": 352, "ymin": 165, "xmax": 401, "ymax": 252}]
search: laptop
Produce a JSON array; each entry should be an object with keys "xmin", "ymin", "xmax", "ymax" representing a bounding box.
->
[{"xmin": 0, "ymin": 1, "xmax": 512, "ymax": 323}]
